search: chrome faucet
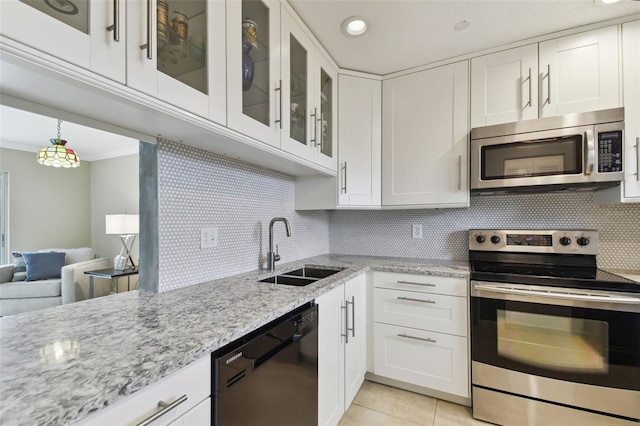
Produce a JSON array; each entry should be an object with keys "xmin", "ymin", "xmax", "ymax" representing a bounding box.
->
[{"xmin": 267, "ymin": 217, "xmax": 291, "ymax": 271}]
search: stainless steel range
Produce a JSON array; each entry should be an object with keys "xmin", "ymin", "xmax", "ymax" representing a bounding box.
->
[{"xmin": 469, "ymin": 229, "xmax": 640, "ymax": 426}]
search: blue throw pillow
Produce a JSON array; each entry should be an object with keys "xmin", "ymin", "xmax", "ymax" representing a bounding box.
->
[
  {"xmin": 11, "ymin": 252, "xmax": 27, "ymax": 282},
  {"xmin": 23, "ymin": 252, "xmax": 66, "ymax": 281}
]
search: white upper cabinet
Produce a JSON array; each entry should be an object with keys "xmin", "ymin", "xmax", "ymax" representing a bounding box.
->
[
  {"xmin": 280, "ymin": 11, "xmax": 315, "ymax": 160},
  {"xmin": 338, "ymin": 75, "xmax": 382, "ymax": 207},
  {"xmin": 127, "ymin": 0, "xmax": 226, "ymax": 122},
  {"xmin": 0, "ymin": 0, "xmax": 126, "ymax": 83},
  {"xmin": 621, "ymin": 20, "xmax": 640, "ymax": 200},
  {"xmin": 382, "ymin": 61, "xmax": 469, "ymax": 208},
  {"xmin": 312, "ymin": 51, "xmax": 338, "ymax": 171},
  {"xmin": 540, "ymin": 25, "xmax": 620, "ymax": 117},
  {"xmin": 227, "ymin": 0, "xmax": 282, "ymax": 147},
  {"xmin": 280, "ymin": 10, "xmax": 337, "ymax": 170},
  {"xmin": 227, "ymin": 3, "xmax": 337, "ymax": 171},
  {"xmin": 471, "ymin": 25, "xmax": 620, "ymax": 128},
  {"xmin": 596, "ymin": 20, "xmax": 640, "ymax": 204},
  {"xmin": 471, "ymin": 44, "xmax": 538, "ymax": 128}
]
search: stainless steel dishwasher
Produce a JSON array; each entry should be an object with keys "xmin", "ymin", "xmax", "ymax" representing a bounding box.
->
[{"xmin": 212, "ymin": 302, "xmax": 318, "ymax": 425}]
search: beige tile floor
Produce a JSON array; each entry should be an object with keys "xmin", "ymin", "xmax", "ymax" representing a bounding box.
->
[{"xmin": 339, "ymin": 381, "xmax": 493, "ymax": 426}]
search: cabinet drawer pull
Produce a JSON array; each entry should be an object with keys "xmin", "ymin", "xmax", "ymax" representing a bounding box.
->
[
  {"xmin": 457, "ymin": 154, "xmax": 462, "ymax": 191},
  {"xmin": 136, "ymin": 394, "xmax": 188, "ymax": 426},
  {"xmin": 346, "ymin": 296, "xmax": 355, "ymax": 338},
  {"xmin": 397, "ymin": 333, "xmax": 436, "ymax": 343},
  {"xmin": 397, "ymin": 296, "xmax": 435, "ymax": 304},
  {"xmin": 397, "ymin": 280, "xmax": 436, "ymax": 287}
]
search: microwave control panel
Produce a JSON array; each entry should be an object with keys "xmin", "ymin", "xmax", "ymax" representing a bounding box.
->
[{"xmin": 597, "ymin": 131, "xmax": 623, "ymax": 173}]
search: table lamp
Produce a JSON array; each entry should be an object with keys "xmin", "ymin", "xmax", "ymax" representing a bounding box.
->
[{"xmin": 105, "ymin": 214, "xmax": 139, "ymax": 270}]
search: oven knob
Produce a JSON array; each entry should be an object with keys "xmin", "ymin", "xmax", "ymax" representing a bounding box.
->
[
  {"xmin": 490, "ymin": 236, "xmax": 500, "ymax": 244},
  {"xmin": 476, "ymin": 235, "xmax": 486, "ymax": 243},
  {"xmin": 559, "ymin": 237, "xmax": 572, "ymax": 246},
  {"xmin": 577, "ymin": 237, "xmax": 590, "ymax": 246}
]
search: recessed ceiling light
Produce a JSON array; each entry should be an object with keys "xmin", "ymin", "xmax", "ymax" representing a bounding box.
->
[
  {"xmin": 600, "ymin": 0, "xmax": 621, "ymax": 3},
  {"xmin": 454, "ymin": 20, "xmax": 471, "ymax": 31},
  {"xmin": 342, "ymin": 16, "xmax": 368, "ymax": 37}
]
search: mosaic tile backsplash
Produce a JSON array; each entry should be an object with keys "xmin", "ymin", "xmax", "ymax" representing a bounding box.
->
[
  {"xmin": 156, "ymin": 137, "xmax": 639, "ymax": 291},
  {"xmin": 157, "ymin": 140, "xmax": 330, "ymax": 291},
  {"xmin": 329, "ymin": 193, "xmax": 640, "ymax": 271}
]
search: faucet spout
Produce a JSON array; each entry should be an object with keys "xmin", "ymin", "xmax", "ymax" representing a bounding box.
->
[{"xmin": 268, "ymin": 217, "xmax": 291, "ymax": 271}]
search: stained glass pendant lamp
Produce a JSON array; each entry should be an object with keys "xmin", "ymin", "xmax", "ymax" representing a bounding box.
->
[{"xmin": 37, "ymin": 120, "xmax": 80, "ymax": 168}]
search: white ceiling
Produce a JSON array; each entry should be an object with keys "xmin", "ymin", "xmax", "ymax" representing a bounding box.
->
[
  {"xmin": 0, "ymin": 105, "xmax": 138, "ymax": 161},
  {"xmin": 288, "ymin": 0, "xmax": 640, "ymax": 75}
]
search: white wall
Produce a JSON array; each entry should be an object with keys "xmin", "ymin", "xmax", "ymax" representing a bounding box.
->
[
  {"xmin": 0, "ymin": 147, "xmax": 91, "ymax": 253},
  {"xmin": 90, "ymin": 154, "xmax": 139, "ymax": 263}
]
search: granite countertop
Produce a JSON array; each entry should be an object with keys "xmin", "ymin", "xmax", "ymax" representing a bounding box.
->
[{"xmin": 0, "ymin": 254, "xmax": 469, "ymax": 426}]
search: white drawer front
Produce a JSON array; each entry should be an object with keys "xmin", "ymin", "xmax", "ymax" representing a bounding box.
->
[
  {"xmin": 372, "ymin": 272, "xmax": 468, "ymax": 297},
  {"xmin": 374, "ymin": 288, "xmax": 468, "ymax": 337},
  {"xmin": 373, "ymin": 323, "xmax": 469, "ymax": 398},
  {"xmin": 78, "ymin": 356, "xmax": 211, "ymax": 426}
]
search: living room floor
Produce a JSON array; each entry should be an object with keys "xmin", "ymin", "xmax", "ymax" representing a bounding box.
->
[{"xmin": 339, "ymin": 381, "xmax": 492, "ymax": 426}]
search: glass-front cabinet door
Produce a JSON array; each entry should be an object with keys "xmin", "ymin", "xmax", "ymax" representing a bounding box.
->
[
  {"xmin": 0, "ymin": 0, "xmax": 126, "ymax": 83},
  {"xmin": 280, "ymin": 9, "xmax": 314, "ymax": 161},
  {"xmin": 313, "ymin": 53, "xmax": 338, "ymax": 171},
  {"xmin": 127, "ymin": 0, "xmax": 226, "ymax": 123},
  {"xmin": 227, "ymin": 0, "xmax": 281, "ymax": 147}
]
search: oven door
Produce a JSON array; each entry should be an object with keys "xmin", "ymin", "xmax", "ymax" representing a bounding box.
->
[{"xmin": 471, "ymin": 281, "xmax": 640, "ymax": 391}]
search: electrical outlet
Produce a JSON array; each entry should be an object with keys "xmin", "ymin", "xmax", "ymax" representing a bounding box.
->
[
  {"xmin": 201, "ymin": 227, "xmax": 218, "ymax": 248},
  {"xmin": 412, "ymin": 224, "xmax": 423, "ymax": 239}
]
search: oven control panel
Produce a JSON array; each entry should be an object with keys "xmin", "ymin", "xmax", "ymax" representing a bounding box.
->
[{"xmin": 469, "ymin": 229, "xmax": 598, "ymax": 255}]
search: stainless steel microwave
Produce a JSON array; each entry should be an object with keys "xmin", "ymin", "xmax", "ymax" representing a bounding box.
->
[{"xmin": 470, "ymin": 108, "xmax": 624, "ymax": 194}]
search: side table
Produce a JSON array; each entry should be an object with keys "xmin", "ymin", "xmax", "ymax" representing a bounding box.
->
[{"xmin": 84, "ymin": 267, "xmax": 139, "ymax": 298}]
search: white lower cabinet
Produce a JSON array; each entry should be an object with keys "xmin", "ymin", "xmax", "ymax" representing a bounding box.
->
[
  {"xmin": 373, "ymin": 322, "xmax": 468, "ymax": 397},
  {"xmin": 76, "ymin": 355, "xmax": 211, "ymax": 426},
  {"xmin": 317, "ymin": 273, "xmax": 367, "ymax": 426},
  {"xmin": 371, "ymin": 272, "xmax": 469, "ymax": 399}
]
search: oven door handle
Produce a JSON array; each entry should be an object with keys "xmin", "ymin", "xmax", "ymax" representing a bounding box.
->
[{"xmin": 472, "ymin": 282, "xmax": 640, "ymax": 305}]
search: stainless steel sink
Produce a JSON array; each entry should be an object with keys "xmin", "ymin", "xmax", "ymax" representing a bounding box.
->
[
  {"xmin": 285, "ymin": 267, "xmax": 343, "ymax": 279},
  {"xmin": 259, "ymin": 267, "xmax": 343, "ymax": 287},
  {"xmin": 259, "ymin": 275, "xmax": 317, "ymax": 286}
]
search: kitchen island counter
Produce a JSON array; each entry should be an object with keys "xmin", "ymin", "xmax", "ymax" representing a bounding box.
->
[{"xmin": 0, "ymin": 254, "xmax": 468, "ymax": 426}]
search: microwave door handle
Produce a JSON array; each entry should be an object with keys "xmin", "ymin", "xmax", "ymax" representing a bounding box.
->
[{"xmin": 585, "ymin": 129, "xmax": 595, "ymax": 175}]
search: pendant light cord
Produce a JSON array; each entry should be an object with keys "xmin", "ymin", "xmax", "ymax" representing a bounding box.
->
[{"xmin": 57, "ymin": 120, "xmax": 62, "ymax": 139}]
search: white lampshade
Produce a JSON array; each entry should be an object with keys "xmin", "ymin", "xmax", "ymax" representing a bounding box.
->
[{"xmin": 105, "ymin": 214, "xmax": 139, "ymax": 235}]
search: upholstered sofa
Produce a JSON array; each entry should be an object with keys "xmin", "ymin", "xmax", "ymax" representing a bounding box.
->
[{"xmin": 0, "ymin": 248, "xmax": 112, "ymax": 316}]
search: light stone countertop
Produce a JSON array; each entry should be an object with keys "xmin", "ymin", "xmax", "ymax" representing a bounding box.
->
[{"xmin": 0, "ymin": 254, "xmax": 469, "ymax": 426}]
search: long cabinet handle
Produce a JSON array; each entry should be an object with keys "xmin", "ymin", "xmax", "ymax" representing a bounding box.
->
[
  {"xmin": 397, "ymin": 296, "xmax": 436, "ymax": 304},
  {"xmin": 274, "ymin": 80, "xmax": 282, "ymax": 129},
  {"xmin": 106, "ymin": 0, "xmax": 120, "ymax": 42},
  {"xmin": 316, "ymin": 110, "xmax": 323, "ymax": 151},
  {"xmin": 341, "ymin": 162, "xmax": 348, "ymax": 194},
  {"xmin": 140, "ymin": 0, "xmax": 152, "ymax": 59},
  {"xmin": 635, "ymin": 137, "xmax": 640, "ymax": 182},
  {"xmin": 396, "ymin": 280, "xmax": 435, "ymax": 287},
  {"xmin": 310, "ymin": 107, "xmax": 318, "ymax": 146},
  {"xmin": 526, "ymin": 67, "xmax": 532, "ymax": 107},
  {"xmin": 136, "ymin": 394, "xmax": 188, "ymax": 426},
  {"xmin": 341, "ymin": 303, "xmax": 349, "ymax": 344},
  {"xmin": 397, "ymin": 333, "xmax": 436, "ymax": 344},
  {"xmin": 348, "ymin": 296, "xmax": 355, "ymax": 338},
  {"xmin": 584, "ymin": 129, "xmax": 595, "ymax": 175},
  {"xmin": 457, "ymin": 155, "xmax": 462, "ymax": 191},
  {"xmin": 544, "ymin": 64, "xmax": 551, "ymax": 105}
]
